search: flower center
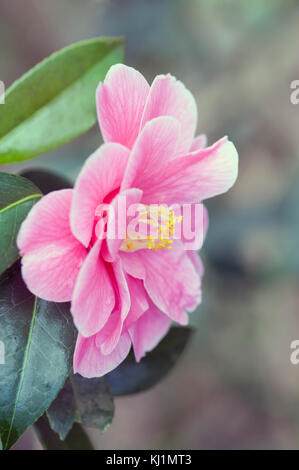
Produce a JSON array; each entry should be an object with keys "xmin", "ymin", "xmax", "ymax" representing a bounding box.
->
[{"xmin": 120, "ymin": 205, "xmax": 182, "ymax": 253}]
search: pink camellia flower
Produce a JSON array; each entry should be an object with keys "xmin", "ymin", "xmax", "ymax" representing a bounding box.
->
[{"xmin": 17, "ymin": 65, "xmax": 238, "ymax": 378}]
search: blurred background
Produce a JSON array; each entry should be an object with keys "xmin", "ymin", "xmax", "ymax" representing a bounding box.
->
[{"xmin": 1, "ymin": 0, "xmax": 299, "ymax": 450}]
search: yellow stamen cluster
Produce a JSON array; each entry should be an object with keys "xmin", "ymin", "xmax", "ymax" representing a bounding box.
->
[
  {"xmin": 147, "ymin": 207, "xmax": 176, "ymax": 250},
  {"xmin": 120, "ymin": 205, "xmax": 182, "ymax": 253}
]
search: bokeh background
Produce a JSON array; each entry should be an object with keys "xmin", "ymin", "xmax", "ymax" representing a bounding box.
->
[{"xmin": 1, "ymin": 0, "xmax": 299, "ymax": 450}]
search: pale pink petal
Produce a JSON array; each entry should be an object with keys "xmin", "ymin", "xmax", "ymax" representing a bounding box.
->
[
  {"xmin": 119, "ymin": 251, "xmax": 146, "ymax": 279},
  {"xmin": 190, "ymin": 134, "xmax": 207, "ymax": 151},
  {"xmin": 121, "ymin": 242, "xmax": 201, "ymax": 324},
  {"xmin": 129, "ymin": 303, "xmax": 171, "ymax": 361},
  {"xmin": 187, "ymin": 250, "xmax": 205, "ymax": 278},
  {"xmin": 73, "ymin": 332, "xmax": 131, "ymax": 378},
  {"xmin": 96, "ymin": 64, "xmax": 150, "ymax": 149},
  {"xmin": 140, "ymin": 137, "xmax": 239, "ymax": 205},
  {"xmin": 180, "ymin": 203, "xmax": 208, "ymax": 250},
  {"xmin": 71, "ymin": 238, "xmax": 115, "ymax": 337},
  {"xmin": 141, "ymin": 74, "xmax": 197, "ymax": 154},
  {"xmin": 71, "ymin": 143, "xmax": 130, "ymax": 247},
  {"xmin": 17, "ymin": 190, "xmax": 86, "ymax": 302},
  {"xmin": 106, "ymin": 188, "xmax": 143, "ymax": 261},
  {"xmin": 121, "ymin": 116, "xmax": 180, "ymax": 192}
]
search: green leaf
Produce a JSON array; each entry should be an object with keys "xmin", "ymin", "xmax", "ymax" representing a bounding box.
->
[
  {"xmin": 106, "ymin": 327, "xmax": 194, "ymax": 396},
  {"xmin": 0, "ymin": 37, "xmax": 124, "ymax": 164},
  {"xmin": 0, "ymin": 172, "xmax": 42, "ymax": 276},
  {"xmin": 0, "ymin": 264, "xmax": 77, "ymax": 449},
  {"xmin": 47, "ymin": 374, "xmax": 114, "ymax": 440}
]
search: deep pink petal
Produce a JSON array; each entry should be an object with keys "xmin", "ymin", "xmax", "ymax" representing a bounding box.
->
[
  {"xmin": 141, "ymin": 74, "xmax": 197, "ymax": 154},
  {"xmin": 121, "ymin": 243, "xmax": 201, "ymax": 324},
  {"xmin": 97, "ymin": 64, "xmax": 150, "ymax": 149},
  {"xmin": 190, "ymin": 134, "xmax": 207, "ymax": 151},
  {"xmin": 121, "ymin": 116, "xmax": 180, "ymax": 192},
  {"xmin": 73, "ymin": 331, "xmax": 131, "ymax": 378},
  {"xmin": 129, "ymin": 303, "xmax": 171, "ymax": 361},
  {"xmin": 71, "ymin": 143, "xmax": 130, "ymax": 247},
  {"xmin": 140, "ymin": 137, "xmax": 238, "ymax": 205},
  {"xmin": 71, "ymin": 238, "xmax": 115, "ymax": 337},
  {"xmin": 17, "ymin": 190, "xmax": 86, "ymax": 302}
]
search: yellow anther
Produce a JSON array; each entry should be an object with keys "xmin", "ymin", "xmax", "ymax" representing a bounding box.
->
[{"xmin": 120, "ymin": 205, "xmax": 181, "ymax": 253}]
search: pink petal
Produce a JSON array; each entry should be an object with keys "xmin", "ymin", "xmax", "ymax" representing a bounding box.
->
[
  {"xmin": 17, "ymin": 190, "xmax": 86, "ymax": 302},
  {"xmin": 187, "ymin": 250, "xmax": 205, "ymax": 278},
  {"xmin": 129, "ymin": 303, "xmax": 171, "ymax": 362},
  {"xmin": 121, "ymin": 242, "xmax": 201, "ymax": 325},
  {"xmin": 97, "ymin": 259, "xmax": 131, "ymax": 355},
  {"xmin": 95, "ymin": 270, "xmax": 149, "ymax": 355},
  {"xmin": 123, "ymin": 276, "xmax": 149, "ymax": 329},
  {"xmin": 71, "ymin": 238, "xmax": 115, "ymax": 337},
  {"xmin": 112, "ymin": 258, "xmax": 131, "ymax": 321},
  {"xmin": 141, "ymin": 74, "xmax": 197, "ymax": 154},
  {"xmin": 190, "ymin": 134, "xmax": 207, "ymax": 151},
  {"xmin": 140, "ymin": 137, "xmax": 238, "ymax": 205},
  {"xmin": 73, "ymin": 331, "xmax": 131, "ymax": 378},
  {"xmin": 106, "ymin": 188, "xmax": 143, "ymax": 261},
  {"xmin": 121, "ymin": 116, "xmax": 180, "ymax": 192},
  {"xmin": 71, "ymin": 143, "xmax": 130, "ymax": 247},
  {"xmin": 97, "ymin": 64, "xmax": 150, "ymax": 149},
  {"xmin": 95, "ymin": 312, "xmax": 123, "ymax": 355},
  {"xmin": 180, "ymin": 203, "xmax": 209, "ymax": 250},
  {"xmin": 119, "ymin": 251, "xmax": 146, "ymax": 279}
]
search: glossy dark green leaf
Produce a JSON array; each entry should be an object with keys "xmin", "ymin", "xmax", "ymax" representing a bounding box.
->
[
  {"xmin": 47, "ymin": 374, "xmax": 114, "ymax": 440},
  {"xmin": 0, "ymin": 172, "xmax": 42, "ymax": 275},
  {"xmin": 0, "ymin": 37, "xmax": 124, "ymax": 163},
  {"xmin": 106, "ymin": 327, "xmax": 194, "ymax": 396},
  {"xmin": 0, "ymin": 264, "xmax": 77, "ymax": 449}
]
